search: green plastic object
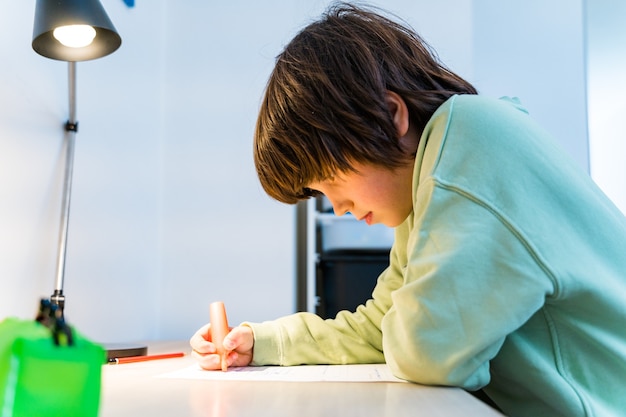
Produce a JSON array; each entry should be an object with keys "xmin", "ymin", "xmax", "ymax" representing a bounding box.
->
[{"xmin": 0, "ymin": 316, "xmax": 105, "ymax": 417}]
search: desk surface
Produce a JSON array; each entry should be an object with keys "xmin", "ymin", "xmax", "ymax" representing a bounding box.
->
[{"xmin": 100, "ymin": 341, "xmax": 504, "ymax": 417}]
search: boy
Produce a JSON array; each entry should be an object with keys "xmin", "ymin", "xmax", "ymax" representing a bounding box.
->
[{"xmin": 191, "ymin": 4, "xmax": 626, "ymax": 416}]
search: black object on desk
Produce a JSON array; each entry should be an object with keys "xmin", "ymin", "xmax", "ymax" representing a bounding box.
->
[{"xmin": 104, "ymin": 344, "xmax": 148, "ymax": 361}]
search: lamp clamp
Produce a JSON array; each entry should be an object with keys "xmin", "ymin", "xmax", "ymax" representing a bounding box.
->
[{"xmin": 35, "ymin": 298, "xmax": 74, "ymax": 346}]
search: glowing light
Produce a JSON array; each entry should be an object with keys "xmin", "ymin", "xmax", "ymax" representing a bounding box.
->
[{"xmin": 53, "ymin": 25, "xmax": 97, "ymax": 48}]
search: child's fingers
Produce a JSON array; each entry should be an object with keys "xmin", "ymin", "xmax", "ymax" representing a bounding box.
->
[
  {"xmin": 223, "ymin": 325, "xmax": 253, "ymax": 352},
  {"xmin": 191, "ymin": 350, "xmax": 223, "ymax": 370},
  {"xmin": 189, "ymin": 323, "xmax": 215, "ymax": 354}
]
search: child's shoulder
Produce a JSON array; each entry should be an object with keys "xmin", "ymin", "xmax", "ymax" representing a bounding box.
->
[
  {"xmin": 443, "ymin": 94, "xmax": 529, "ymax": 120},
  {"xmin": 426, "ymin": 94, "xmax": 533, "ymax": 141},
  {"xmin": 420, "ymin": 94, "xmax": 541, "ymax": 175}
]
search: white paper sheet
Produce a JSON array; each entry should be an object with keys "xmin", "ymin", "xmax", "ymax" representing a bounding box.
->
[{"xmin": 158, "ymin": 363, "xmax": 406, "ymax": 383}]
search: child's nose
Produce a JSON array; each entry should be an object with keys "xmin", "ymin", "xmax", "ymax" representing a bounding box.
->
[{"xmin": 332, "ymin": 201, "xmax": 351, "ymax": 216}]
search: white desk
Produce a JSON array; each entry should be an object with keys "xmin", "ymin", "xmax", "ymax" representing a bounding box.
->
[{"xmin": 100, "ymin": 341, "xmax": 504, "ymax": 417}]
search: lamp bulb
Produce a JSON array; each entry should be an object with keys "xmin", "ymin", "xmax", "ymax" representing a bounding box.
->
[{"xmin": 53, "ymin": 25, "xmax": 97, "ymax": 48}]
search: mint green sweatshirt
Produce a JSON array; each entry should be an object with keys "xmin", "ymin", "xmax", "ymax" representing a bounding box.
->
[{"xmin": 248, "ymin": 95, "xmax": 626, "ymax": 417}]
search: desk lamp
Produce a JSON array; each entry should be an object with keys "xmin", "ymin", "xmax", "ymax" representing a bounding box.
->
[{"xmin": 32, "ymin": 0, "xmax": 145, "ymax": 359}]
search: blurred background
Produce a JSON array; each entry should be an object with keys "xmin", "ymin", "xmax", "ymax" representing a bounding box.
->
[{"xmin": 0, "ymin": 0, "xmax": 623, "ymax": 344}]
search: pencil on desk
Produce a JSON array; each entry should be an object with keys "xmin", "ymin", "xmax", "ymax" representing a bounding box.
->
[{"xmin": 108, "ymin": 352, "xmax": 185, "ymax": 364}]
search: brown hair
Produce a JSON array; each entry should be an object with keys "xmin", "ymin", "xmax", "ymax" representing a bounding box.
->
[{"xmin": 254, "ymin": 3, "xmax": 477, "ymax": 204}]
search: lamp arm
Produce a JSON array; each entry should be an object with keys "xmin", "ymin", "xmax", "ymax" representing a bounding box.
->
[{"xmin": 52, "ymin": 61, "xmax": 78, "ymax": 313}]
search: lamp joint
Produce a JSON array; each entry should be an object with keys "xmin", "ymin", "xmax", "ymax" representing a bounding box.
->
[
  {"xmin": 65, "ymin": 121, "xmax": 79, "ymax": 132},
  {"xmin": 50, "ymin": 289, "xmax": 66, "ymax": 315}
]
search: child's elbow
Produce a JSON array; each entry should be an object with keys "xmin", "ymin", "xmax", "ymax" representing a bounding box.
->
[{"xmin": 385, "ymin": 350, "xmax": 490, "ymax": 390}]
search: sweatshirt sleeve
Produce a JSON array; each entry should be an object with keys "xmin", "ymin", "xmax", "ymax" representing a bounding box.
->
[
  {"xmin": 381, "ymin": 178, "xmax": 555, "ymax": 390},
  {"xmin": 246, "ymin": 245, "xmax": 405, "ymax": 366}
]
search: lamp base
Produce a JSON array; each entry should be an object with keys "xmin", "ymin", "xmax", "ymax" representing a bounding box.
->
[{"xmin": 103, "ymin": 343, "xmax": 148, "ymax": 361}]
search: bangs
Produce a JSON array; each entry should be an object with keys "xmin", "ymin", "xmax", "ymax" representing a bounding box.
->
[{"xmin": 254, "ymin": 106, "xmax": 352, "ymax": 204}]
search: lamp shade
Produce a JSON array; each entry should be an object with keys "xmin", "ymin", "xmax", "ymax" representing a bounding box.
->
[{"xmin": 32, "ymin": 0, "xmax": 121, "ymax": 61}]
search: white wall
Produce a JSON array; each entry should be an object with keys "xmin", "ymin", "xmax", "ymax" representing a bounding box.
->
[
  {"xmin": 471, "ymin": 1, "xmax": 589, "ymax": 171},
  {"xmin": 585, "ymin": 0, "xmax": 626, "ymax": 214},
  {"xmin": 0, "ymin": 0, "xmax": 597, "ymax": 343}
]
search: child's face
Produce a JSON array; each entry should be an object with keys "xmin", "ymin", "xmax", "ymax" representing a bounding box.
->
[
  {"xmin": 305, "ymin": 91, "xmax": 417, "ymax": 227},
  {"xmin": 306, "ymin": 160, "xmax": 414, "ymax": 227}
]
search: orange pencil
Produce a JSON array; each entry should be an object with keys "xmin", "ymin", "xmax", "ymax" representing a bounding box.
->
[
  {"xmin": 209, "ymin": 301, "xmax": 230, "ymax": 372},
  {"xmin": 108, "ymin": 352, "xmax": 185, "ymax": 364}
]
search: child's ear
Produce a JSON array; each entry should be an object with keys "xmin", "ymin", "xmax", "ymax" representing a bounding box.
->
[{"xmin": 385, "ymin": 90, "xmax": 410, "ymax": 138}]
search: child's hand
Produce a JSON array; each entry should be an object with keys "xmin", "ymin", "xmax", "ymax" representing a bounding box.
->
[{"xmin": 190, "ymin": 323, "xmax": 254, "ymax": 370}]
